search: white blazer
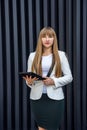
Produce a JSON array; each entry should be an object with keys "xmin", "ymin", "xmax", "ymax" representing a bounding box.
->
[{"xmin": 26, "ymin": 50, "xmax": 73, "ymax": 100}]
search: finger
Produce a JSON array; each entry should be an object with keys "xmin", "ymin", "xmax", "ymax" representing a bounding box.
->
[
  {"xmin": 43, "ymin": 77, "xmax": 48, "ymax": 81},
  {"xmin": 32, "ymin": 77, "xmax": 38, "ymax": 81},
  {"xmin": 30, "ymin": 76, "xmax": 32, "ymax": 79},
  {"xmin": 26, "ymin": 75, "xmax": 29, "ymax": 79},
  {"xmin": 22, "ymin": 76, "xmax": 26, "ymax": 80}
]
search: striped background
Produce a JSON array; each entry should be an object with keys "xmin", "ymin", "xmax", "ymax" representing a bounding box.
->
[{"xmin": 0, "ymin": 0, "xmax": 87, "ymax": 130}]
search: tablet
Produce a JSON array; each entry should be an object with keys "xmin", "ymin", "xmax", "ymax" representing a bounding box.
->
[{"xmin": 19, "ymin": 72, "xmax": 46, "ymax": 80}]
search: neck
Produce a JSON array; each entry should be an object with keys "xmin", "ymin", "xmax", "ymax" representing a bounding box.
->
[{"xmin": 42, "ymin": 47, "xmax": 52, "ymax": 56}]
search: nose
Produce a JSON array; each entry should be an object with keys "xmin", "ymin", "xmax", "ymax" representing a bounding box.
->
[{"xmin": 46, "ymin": 36, "xmax": 49, "ymax": 41}]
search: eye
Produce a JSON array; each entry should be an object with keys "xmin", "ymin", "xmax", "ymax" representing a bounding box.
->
[
  {"xmin": 48, "ymin": 34, "xmax": 53, "ymax": 38},
  {"xmin": 42, "ymin": 34, "xmax": 46, "ymax": 38}
]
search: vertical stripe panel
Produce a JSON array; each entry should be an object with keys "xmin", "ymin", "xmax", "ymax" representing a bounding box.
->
[
  {"xmin": 12, "ymin": 0, "xmax": 20, "ymax": 129},
  {"xmin": 73, "ymin": 0, "xmax": 81, "ymax": 130},
  {"xmin": 35, "ymin": 0, "xmax": 40, "ymax": 39},
  {"xmin": 20, "ymin": 0, "xmax": 27, "ymax": 130},
  {"xmin": 4, "ymin": 0, "xmax": 12, "ymax": 129},
  {"xmin": 58, "ymin": 0, "xmax": 65, "ymax": 50},
  {"xmin": 75, "ymin": 0, "xmax": 81, "ymax": 129},
  {"xmin": 82, "ymin": 0, "xmax": 87, "ymax": 130},
  {"xmin": 28, "ymin": 0, "xmax": 34, "ymax": 51},
  {"xmin": 0, "ymin": 2, "xmax": 4, "ymax": 130},
  {"xmin": 51, "ymin": 0, "xmax": 55, "ymax": 28},
  {"xmin": 66, "ymin": 0, "xmax": 73, "ymax": 130},
  {"xmin": 43, "ymin": 0, "xmax": 48, "ymax": 26}
]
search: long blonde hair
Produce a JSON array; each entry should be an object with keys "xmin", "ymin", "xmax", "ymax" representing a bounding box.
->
[{"xmin": 31, "ymin": 27, "xmax": 62, "ymax": 77}]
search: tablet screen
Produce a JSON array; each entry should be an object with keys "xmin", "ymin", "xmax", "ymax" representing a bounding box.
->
[{"xmin": 19, "ymin": 72, "xmax": 46, "ymax": 80}]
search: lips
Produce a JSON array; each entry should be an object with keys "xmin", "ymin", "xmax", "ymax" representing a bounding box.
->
[{"xmin": 45, "ymin": 42, "xmax": 49, "ymax": 44}]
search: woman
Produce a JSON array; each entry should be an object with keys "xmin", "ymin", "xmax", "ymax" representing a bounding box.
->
[{"xmin": 23, "ymin": 27, "xmax": 73, "ymax": 130}]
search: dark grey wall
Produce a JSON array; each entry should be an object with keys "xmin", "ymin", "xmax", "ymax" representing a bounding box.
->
[{"xmin": 0, "ymin": 0, "xmax": 87, "ymax": 130}]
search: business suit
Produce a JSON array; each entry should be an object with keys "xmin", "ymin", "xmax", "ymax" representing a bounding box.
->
[{"xmin": 26, "ymin": 50, "xmax": 73, "ymax": 100}]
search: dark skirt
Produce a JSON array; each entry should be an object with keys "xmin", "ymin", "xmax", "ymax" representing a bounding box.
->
[{"xmin": 30, "ymin": 94, "xmax": 64, "ymax": 130}]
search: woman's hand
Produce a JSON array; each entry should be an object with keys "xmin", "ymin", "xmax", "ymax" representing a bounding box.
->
[
  {"xmin": 23, "ymin": 75, "xmax": 38, "ymax": 85},
  {"xmin": 43, "ymin": 77, "xmax": 55, "ymax": 86}
]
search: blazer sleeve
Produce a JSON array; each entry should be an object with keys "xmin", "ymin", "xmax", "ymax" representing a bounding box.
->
[
  {"xmin": 26, "ymin": 53, "xmax": 33, "ymax": 88},
  {"xmin": 51, "ymin": 52, "xmax": 73, "ymax": 89},
  {"xmin": 26, "ymin": 52, "xmax": 42, "ymax": 88}
]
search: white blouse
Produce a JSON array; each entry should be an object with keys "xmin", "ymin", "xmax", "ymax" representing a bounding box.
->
[{"xmin": 42, "ymin": 54, "xmax": 52, "ymax": 93}]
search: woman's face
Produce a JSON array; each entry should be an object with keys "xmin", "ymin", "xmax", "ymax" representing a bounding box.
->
[{"xmin": 41, "ymin": 34, "xmax": 54, "ymax": 49}]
